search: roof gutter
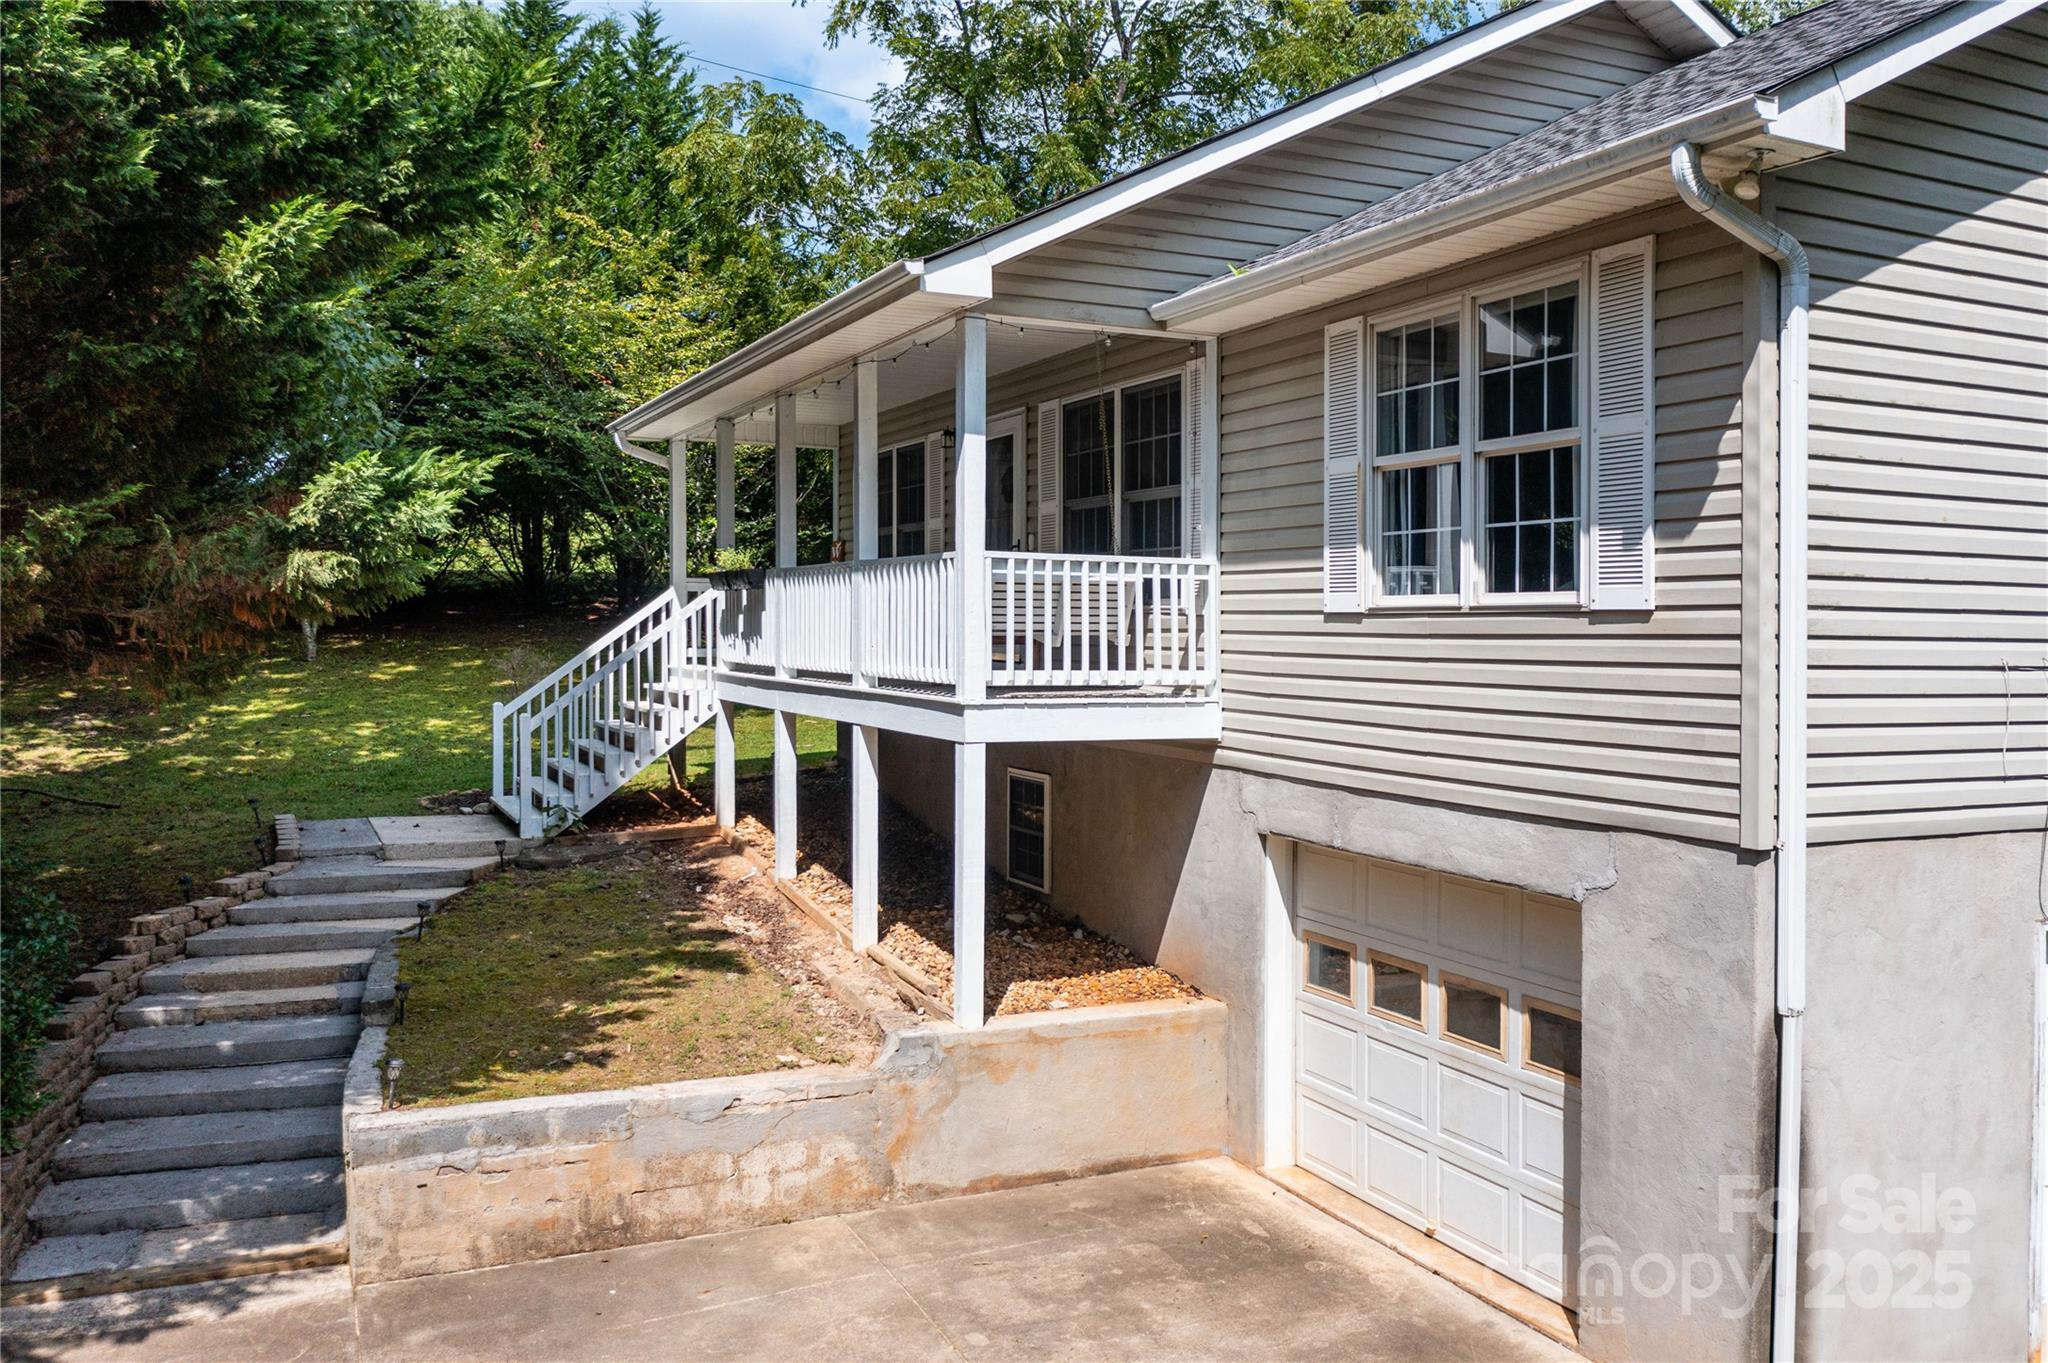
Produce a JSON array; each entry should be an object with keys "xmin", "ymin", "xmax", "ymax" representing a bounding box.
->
[
  {"xmin": 1672, "ymin": 141, "xmax": 1810, "ymax": 1363},
  {"xmin": 607, "ymin": 258, "xmax": 931, "ymax": 439},
  {"xmin": 612, "ymin": 430, "xmax": 671, "ymax": 470},
  {"xmin": 1152, "ymin": 95, "xmax": 1794, "ymax": 329}
]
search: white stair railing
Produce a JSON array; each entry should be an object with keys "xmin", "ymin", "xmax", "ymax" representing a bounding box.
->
[{"xmin": 493, "ymin": 588, "xmax": 722, "ymax": 834}]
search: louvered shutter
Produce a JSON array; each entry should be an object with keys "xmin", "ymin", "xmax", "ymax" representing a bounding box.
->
[
  {"xmin": 1183, "ymin": 358, "xmax": 1206, "ymax": 557},
  {"xmin": 1323, "ymin": 318, "xmax": 1366, "ymax": 612},
  {"xmin": 1589, "ymin": 236, "xmax": 1656, "ymax": 611},
  {"xmin": 1036, "ymin": 403, "xmax": 1061, "ymax": 552},
  {"xmin": 925, "ymin": 432, "xmax": 946, "ymax": 552}
]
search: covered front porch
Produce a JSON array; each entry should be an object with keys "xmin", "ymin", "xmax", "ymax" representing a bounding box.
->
[{"xmin": 612, "ymin": 297, "xmax": 1222, "ymax": 1027}]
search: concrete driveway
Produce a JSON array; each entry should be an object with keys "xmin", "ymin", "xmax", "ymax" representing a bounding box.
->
[{"xmin": 5, "ymin": 1159, "xmax": 1574, "ymax": 1363}]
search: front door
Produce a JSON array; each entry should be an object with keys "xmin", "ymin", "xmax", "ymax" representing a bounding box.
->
[{"xmin": 986, "ymin": 411, "xmax": 1026, "ymax": 551}]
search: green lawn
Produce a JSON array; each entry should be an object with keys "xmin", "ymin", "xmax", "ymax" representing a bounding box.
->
[
  {"xmin": 0, "ymin": 605, "xmax": 834, "ymax": 959},
  {"xmin": 385, "ymin": 859, "xmax": 857, "ymax": 1107}
]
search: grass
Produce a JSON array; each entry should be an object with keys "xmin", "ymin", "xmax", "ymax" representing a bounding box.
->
[
  {"xmin": 0, "ymin": 603, "xmax": 834, "ymax": 960},
  {"xmin": 384, "ymin": 860, "xmax": 854, "ymax": 1106}
]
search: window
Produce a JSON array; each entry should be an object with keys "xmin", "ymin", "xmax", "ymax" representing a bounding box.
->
[
  {"xmin": 1006, "ymin": 769, "xmax": 1049, "ymax": 891},
  {"xmin": 1365, "ymin": 272, "xmax": 1586, "ymax": 606},
  {"xmin": 1366, "ymin": 951, "xmax": 1427, "ymax": 1030},
  {"xmin": 1060, "ymin": 375, "xmax": 1183, "ymax": 556},
  {"xmin": 987, "ymin": 429, "xmax": 1018, "ymax": 551},
  {"xmin": 1441, "ymin": 973, "xmax": 1506, "ymax": 1057},
  {"xmin": 1524, "ymin": 998, "xmax": 1581, "ymax": 1084},
  {"xmin": 876, "ymin": 442, "xmax": 926, "ymax": 559},
  {"xmin": 1304, "ymin": 933, "xmax": 1356, "ymax": 1004}
]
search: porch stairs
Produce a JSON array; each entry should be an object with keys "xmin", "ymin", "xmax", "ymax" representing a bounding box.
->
[
  {"xmin": 492, "ymin": 586, "xmax": 721, "ymax": 837},
  {"xmin": 3, "ymin": 820, "xmax": 506, "ymax": 1304}
]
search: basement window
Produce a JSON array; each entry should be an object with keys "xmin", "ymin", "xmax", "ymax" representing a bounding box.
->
[{"xmin": 1006, "ymin": 769, "xmax": 1050, "ymax": 892}]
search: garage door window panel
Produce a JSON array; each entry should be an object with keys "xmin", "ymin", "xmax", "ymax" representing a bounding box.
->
[
  {"xmin": 1442, "ymin": 973, "xmax": 1506, "ymax": 1058},
  {"xmin": 1367, "ymin": 951, "xmax": 1428, "ymax": 1030},
  {"xmin": 1303, "ymin": 932, "xmax": 1356, "ymax": 1005},
  {"xmin": 1524, "ymin": 998, "xmax": 1582, "ymax": 1084}
]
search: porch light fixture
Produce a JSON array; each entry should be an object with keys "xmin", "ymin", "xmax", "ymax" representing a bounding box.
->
[{"xmin": 1733, "ymin": 150, "xmax": 1766, "ymax": 202}]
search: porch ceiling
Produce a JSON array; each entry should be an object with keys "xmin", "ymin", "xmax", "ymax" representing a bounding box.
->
[{"xmin": 672, "ymin": 318, "xmax": 1108, "ymax": 445}]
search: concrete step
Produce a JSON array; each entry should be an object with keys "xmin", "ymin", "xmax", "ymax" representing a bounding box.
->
[
  {"xmin": 81, "ymin": 1061, "xmax": 348, "ymax": 1121},
  {"xmin": 95, "ymin": 1016, "xmax": 360, "ymax": 1073},
  {"xmin": 118, "ymin": 982, "xmax": 364, "ymax": 1029},
  {"xmin": 143, "ymin": 949, "xmax": 374, "ymax": 995},
  {"xmin": 294, "ymin": 817, "xmax": 381, "ymax": 859},
  {"xmin": 266, "ymin": 855, "xmax": 488, "ymax": 897},
  {"xmin": 229, "ymin": 886, "xmax": 463, "ymax": 925},
  {"xmin": 369, "ymin": 814, "xmax": 519, "ymax": 860},
  {"xmin": 27, "ymin": 1158, "xmax": 343, "ymax": 1237},
  {"xmin": 51, "ymin": 1109, "xmax": 342, "ymax": 1179},
  {"xmin": 186, "ymin": 918, "xmax": 418, "ymax": 957},
  {"xmin": 3, "ymin": 1209, "xmax": 346, "ymax": 1305}
]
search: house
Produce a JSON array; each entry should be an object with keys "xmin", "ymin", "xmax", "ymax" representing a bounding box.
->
[{"xmin": 493, "ymin": 1, "xmax": 2048, "ymax": 1358}]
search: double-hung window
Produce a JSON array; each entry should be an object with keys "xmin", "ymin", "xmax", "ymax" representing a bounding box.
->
[
  {"xmin": 1366, "ymin": 270, "xmax": 1587, "ymax": 607},
  {"xmin": 875, "ymin": 441, "xmax": 927, "ymax": 559},
  {"xmin": 1058, "ymin": 374, "xmax": 1183, "ymax": 557}
]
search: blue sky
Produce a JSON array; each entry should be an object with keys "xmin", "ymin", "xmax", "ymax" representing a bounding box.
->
[{"xmin": 564, "ymin": 0, "xmax": 900, "ymax": 142}]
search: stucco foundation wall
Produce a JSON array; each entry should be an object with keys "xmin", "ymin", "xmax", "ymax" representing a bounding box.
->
[
  {"xmin": 1799, "ymin": 831, "xmax": 2044, "ymax": 1362},
  {"xmin": 345, "ymin": 998, "xmax": 1225, "ymax": 1285},
  {"xmin": 875, "ymin": 734, "xmax": 1776, "ymax": 1362}
]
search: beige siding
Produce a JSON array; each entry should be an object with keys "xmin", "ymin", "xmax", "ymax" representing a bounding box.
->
[
  {"xmin": 1776, "ymin": 12, "xmax": 2048, "ymax": 844},
  {"xmin": 835, "ymin": 337, "xmax": 1195, "ymax": 548},
  {"xmin": 1210, "ymin": 206, "xmax": 1751, "ymax": 842},
  {"xmin": 991, "ymin": 6, "xmax": 1674, "ymax": 327}
]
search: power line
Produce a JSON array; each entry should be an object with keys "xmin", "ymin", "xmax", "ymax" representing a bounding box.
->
[{"xmin": 686, "ymin": 54, "xmax": 872, "ymax": 103}]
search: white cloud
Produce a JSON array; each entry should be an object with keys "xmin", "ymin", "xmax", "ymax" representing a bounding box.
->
[{"xmin": 570, "ymin": 0, "xmax": 902, "ymax": 139}]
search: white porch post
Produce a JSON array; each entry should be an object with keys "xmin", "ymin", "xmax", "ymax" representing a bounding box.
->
[
  {"xmin": 667, "ymin": 437, "xmax": 689, "ymax": 594},
  {"xmin": 854, "ymin": 358, "xmax": 879, "ymax": 688},
  {"xmin": 952, "ymin": 740, "xmax": 987, "ymax": 1029},
  {"xmin": 714, "ymin": 699, "xmax": 736, "ymax": 829},
  {"xmin": 772, "ymin": 707, "xmax": 798, "ymax": 881},
  {"xmin": 775, "ymin": 393, "xmax": 797, "ymax": 569},
  {"xmin": 666, "ymin": 436, "xmax": 690, "ymax": 788},
  {"xmin": 952, "ymin": 316, "xmax": 989, "ymax": 703},
  {"xmin": 714, "ymin": 417, "xmax": 736, "ymax": 551},
  {"xmin": 852, "ymin": 724, "xmax": 880, "ymax": 950}
]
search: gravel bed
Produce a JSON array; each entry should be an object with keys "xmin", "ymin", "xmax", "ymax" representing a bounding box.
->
[{"xmin": 732, "ymin": 768, "xmax": 1196, "ymax": 1020}]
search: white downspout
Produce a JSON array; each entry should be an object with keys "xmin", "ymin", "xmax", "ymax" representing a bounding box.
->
[{"xmin": 1672, "ymin": 141, "xmax": 1810, "ymax": 1363}]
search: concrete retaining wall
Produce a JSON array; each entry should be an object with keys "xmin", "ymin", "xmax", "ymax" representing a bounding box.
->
[{"xmin": 344, "ymin": 997, "xmax": 1227, "ymax": 1285}]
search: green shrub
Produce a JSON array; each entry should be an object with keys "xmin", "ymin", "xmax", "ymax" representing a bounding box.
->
[{"xmin": 2, "ymin": 844, "xmax": 77, "ymax": 1143}]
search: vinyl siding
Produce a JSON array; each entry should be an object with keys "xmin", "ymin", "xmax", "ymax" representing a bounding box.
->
[
  {"xmin": 1775, "ymin": 11, "xmax": 2048, "ymax": 844},
  {"xmin": 834, "ymin": 337, "xmax": 1195, "ymax": 550},
  {"xmin": 1211, "ymin": 206, "xmax": 1752, "ymax": 843},
  {"xmin": 990, "ymin": 5, "xmax": 1675, "ymax": 327}
]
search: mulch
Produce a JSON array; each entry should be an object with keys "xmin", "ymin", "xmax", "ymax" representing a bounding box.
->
[{"xmin": 730, "ymin": 766, "xmax": 1197, "ymax": 1020}]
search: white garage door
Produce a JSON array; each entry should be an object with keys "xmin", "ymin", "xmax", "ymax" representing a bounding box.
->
[{"xmin": 1291, "ymin": 846, "xmax": 1583, "ymax": 1304}]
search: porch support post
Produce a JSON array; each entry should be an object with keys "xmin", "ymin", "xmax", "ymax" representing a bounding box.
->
[
  {"xmin": 851, "ymin": 724, "xmax": 880, "ymax": 950},
  {"xmin": 952, "ymin": 315, "xmax": 989, "ymax": 704},
  {"xmin": 775, "ymin": 393, "xmax": 797, "ymax": 569},
  {"xmin": 714, "ymin": 418, "xmax": 736, "ymax": 551},
  {"xmin": 951, "ymin": 740, "xmax": 987, "ymax": 1029},
  {"xmin": 772, "ymin": 708, "xmax": 798, "ymax": 880},
  {"xmin": 714, "ymin": 699, "xmax": 736, "ymax": 829},
  {"xmin": 667, "ymin": 437, "xmax": 689, "ymax": 594},
  {"xmin": 854, "ymin": 357, "xmax": 879, "ymax": 687}
]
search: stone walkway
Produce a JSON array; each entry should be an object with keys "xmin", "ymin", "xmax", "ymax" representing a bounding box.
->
[
  {"xmin": 5, "ymin": 817, "xmax": 515, "ymax": 1304},
  {"xmin": 3, "ymin": 1160, "xmax": 1574, "ymax": 1363}
]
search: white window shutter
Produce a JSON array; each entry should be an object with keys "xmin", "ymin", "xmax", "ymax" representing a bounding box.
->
[
  {"xmin": 1036, "ymin": 403, "xmax": 1061, "ymax": 552},
  {"xmin": 925, "ymin": 432, "xmax": 946, "ymax": 552},
  {"xmin": 1322, "ymin": 318, "xmax": 1365, "ymax": 612},
  {"xmin": 1183, "ymin": 359, "xmax": 1206, "ymax": 558},
  {"xmin": 1590, "ymin": 236, "xmax": 1656, "ymax": 611}
]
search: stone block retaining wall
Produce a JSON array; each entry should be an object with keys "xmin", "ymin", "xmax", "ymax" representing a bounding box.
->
[
  {"xmin": 344, "ymin": 996, "xmax": 1228, "ymax": 1284},
  {"xmin": 0, "ymin": 859, "xmax": 288, "ymax": 1276}
]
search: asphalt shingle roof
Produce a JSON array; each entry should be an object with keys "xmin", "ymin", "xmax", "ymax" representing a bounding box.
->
[{"xmin": 1234, "ymin": 0, "xmax": 1961, "ymax": 278}]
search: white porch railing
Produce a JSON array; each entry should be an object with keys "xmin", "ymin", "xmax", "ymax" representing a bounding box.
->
[
  {"xmin": 715, "ymin": 551, "xmax": 1216, "ymax": 694},
  {"xmin": 492, "ymin": 586, "xmax": 720, "ymax": 833}
]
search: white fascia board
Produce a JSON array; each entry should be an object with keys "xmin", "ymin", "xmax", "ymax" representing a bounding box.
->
[
  {"xmin": 919, "ymin": 0, "xmax": 1611, "ymax": 281},
  {"xmin": 712, "ymin": 670, "xmax": 1222, "ymax": 744},
  {"xmin": 1772, "ymin": 0, "xmax": 2041, "ymax": 110},
  {"xmin": 1151, "ymin": 97, "xmax": 1773, "ymax": 329}
]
